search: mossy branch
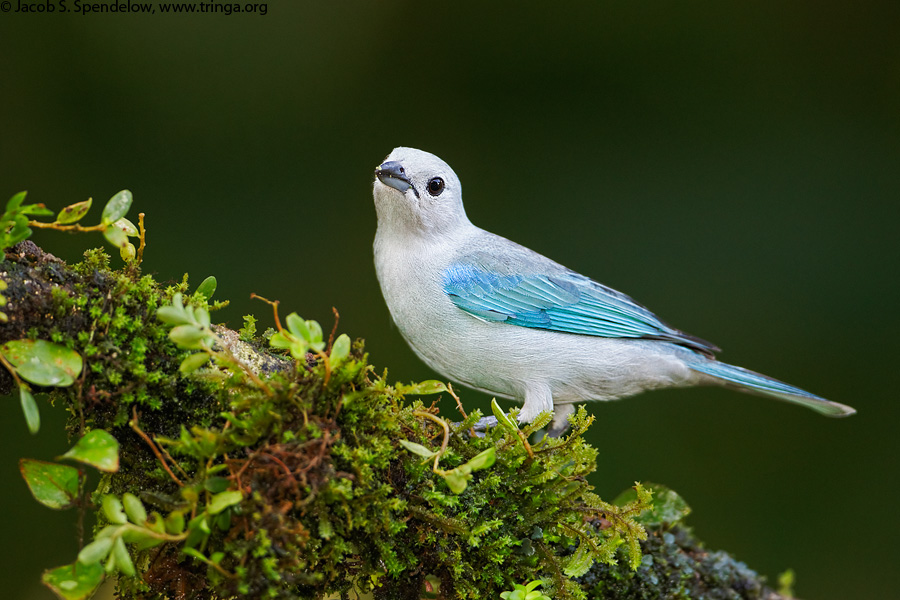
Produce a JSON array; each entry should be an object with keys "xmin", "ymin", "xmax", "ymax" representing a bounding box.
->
[{"xmin": 1, "ymin": 240, "xmax": 794, "ymax": 600}]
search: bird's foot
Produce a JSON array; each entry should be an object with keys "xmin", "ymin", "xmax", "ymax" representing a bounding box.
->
[
  {"xmin": 546, "ymin": 420, "xmax": 571, "ymax": 438},
  {"xmin": 546, "ymin": 404, "xmax": 576, "ymax": 438},
  {"xmin": 455, "ymin": 416, "xmax": 498, "ymax": 437}
]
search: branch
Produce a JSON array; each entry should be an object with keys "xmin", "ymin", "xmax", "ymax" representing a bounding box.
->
[{"xmin": 1, "ymin": 241, "xmax": 795, "ymax": 600}]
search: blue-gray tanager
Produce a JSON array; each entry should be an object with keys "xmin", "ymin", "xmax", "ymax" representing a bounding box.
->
[{"xmin": 372, "ymin": 147, "xmax": 856, "ymax": 433}]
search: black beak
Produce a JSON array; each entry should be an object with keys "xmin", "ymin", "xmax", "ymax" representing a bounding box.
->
[{"xmin": 375, "ymin": 161, "xmax": 419, "ymax": 198}]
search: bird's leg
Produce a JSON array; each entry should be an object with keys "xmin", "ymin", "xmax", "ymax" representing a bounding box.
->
[
  {"xmin": 517, "ymin": 382, "xmax": 554, "ymax": 425},
  {"xmin": 547, "ymin": 404, "xmax": 575, "ymax": 438}
]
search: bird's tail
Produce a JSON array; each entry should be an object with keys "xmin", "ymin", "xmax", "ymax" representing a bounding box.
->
[{"xmin": 687, "ymin": 359, "xmax": 856, "ymax": 417}]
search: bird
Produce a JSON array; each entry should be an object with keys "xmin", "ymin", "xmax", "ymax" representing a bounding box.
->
[{"xmin": 371, "ymin": 147, "xmax": 856, "ymax": 434}]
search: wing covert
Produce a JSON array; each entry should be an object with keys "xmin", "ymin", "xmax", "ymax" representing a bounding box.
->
[{"xmin": 442, "ymin": 263, "xmax": 718, "ymax": 356}]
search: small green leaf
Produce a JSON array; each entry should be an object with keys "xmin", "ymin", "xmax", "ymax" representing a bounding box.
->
[
  {"xmin": 183, "ymin": 521, "xmax": 208, "ymax": 548},
  {"xmin": 122, "ymin": 493, "xmax": 147, "ymax": 525},
  {"xmin": 6, "ymin": 221, "xmax": 32, "ymax": 246},
  {"xmin": 122, "ymin": 525, "xmax": 156, "ymax": 550},
  {"xmin": 19, "ymin": 459, "xmax": 82, "ymax": 509},
  {"xmin": 7, "ymin": 190, "xmax": 27, "ymax": 210},
  {"xmin": 191, "ymin": 514, "xmax": 211, "ymax": 534},
  {"xmin": 146, "ymin": 511, "xmax": 167, "ymax": 535},
  {"xmin": 102, "ymin": 224, "xmax": 128, "ymax": 248},
  {"xmin": 1, "ymin": 339, "xmax": 83, "ymax": 387},
  {"xmin": 20, "ymin": 385, "xmax": 40, "ymax": 434},
  {"xmin": 399, "ymin": 380, "xmax": 448, "ymax": 396},
  {"xmin": 119, "ymin": 242, "xmax": 136, "ymax": 262},
  {"xmin": 77, "ymin": 537, "xmax": 113, "ymax": 565},
  {"xmin": 112, "ymin": 217, "xmax": 139, "ymax": 237},
  {"xmin": 207, "ymin": 490, "xmax": 242, "ymax": 515},
  {"xmin": 42, "ymin": 561, "xmax": 104, "ymax": 600},
  {"xmin": 398, "ymin": 439, "xmax": 439, "ymax": 459},
  {"xmin": 135, "ymin": 536, "xmax": 166, "ymax": 553},
  {"xmin": 104, "ymin": 551, "xmax": 117, "ymax": 574},
  {"xmin": 194, "ymin": 306, "xmax": 211, "ymax": 328},
  {"xmin": 441, "ymin": 450, "xmax": 495, "ymax": 494},
  {"xmin": 196, "ymin": 276, "xmax": 217, "ymax": 300},
  {"xmin": 218, "ymin": 510, "xmax": 234, "ymax": 532},
  {"xmin": 156, "ymin": 305, "xmax": 191, "ymax": 325},
  {"xmin": 203, "ymin": 476, "xmax": 231, "ymax": 493},
  {"xmin": 101, "ymin": 190, "xmax": 132, "ymax": 225},
  {"xmin": 180, "ymin": 352, "xmax": 210, "ymax": 375},
  {"xmin": 23, "ymin": 203, "xmax": 54, "ymax": 216},
  {"xmin": 330, "ymin": 333, "xmax": 351, "ymax": 364},
  {"xmin": 182, "ymin": 547, "xmax": 207, "ymax": 561},
  {"xmin": 501, "ymin": 580, "xmax": 549, "ymax": 600},
  {"xmin": 491, "ymin": 398, "xmax": 517, "ymax": 431},
  {"xmin": 442, "ymin": 471, "xmax": 469, "ymax": 494},
  {"xmin": 102, "ymin": 495, "xmax": 127, "ymax": 524},
  {"xmin": 306, "ymin": 320, "xmax": 325, "ymax": 350},
  {"xmin": 269, "ymin": 330, "xmax": 310, "ymax": 359},
  {"xmin": 56, "ymin": 198, "xmax": 93, "ymax": 224},
  {"xmin": 121, "ymin": 526, "xmax": 153, "ymax": 544},
  {"xmin": 462, "ymin": 447, "xmax": 496, "ymax": 472},
  {"xmin": 169, "ymin": 325, "xmax": 212, "ymax": 350},
  {"xmin": 61, "ymin": 430, "xmax": 119, "ymax": 472},
  {"xmin": 112, "ymin": 537, "xmax": 135, "ymax": 577},
  {"xmin": 95, "ymin": 525, "xmax": 119, "ymax": 539},
  {"xmin": 269, "ymin": 330, "xmax": 299, "ymax": 350},
  {"xmin": 285, "ymin": 313, "xmax": 311, "ymax": 342},
  {"xmin": 165, "ymin": 510, "xmax": 186, "ymax": 535}
]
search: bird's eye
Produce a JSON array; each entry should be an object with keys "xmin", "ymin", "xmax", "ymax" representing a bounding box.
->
[{"xmin": 427, "ymin": 177, "xmax": 445, "ymax": 196}]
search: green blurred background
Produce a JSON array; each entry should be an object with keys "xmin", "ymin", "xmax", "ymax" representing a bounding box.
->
[{"xmin": 1, "ymin": 2, "xmax": 897, "ymax": 598}]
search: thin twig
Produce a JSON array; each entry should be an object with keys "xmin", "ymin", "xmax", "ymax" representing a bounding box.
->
[
  {"xmin": 0, "ymin": 351, "xmax": 25, "ymax": 388},
  {"xmin": 319, "ymin": 350, "xmax": 332, "ymax": 386},
  {"xmin": 413, "ymin": 410, "xmax": 450, "ymax": 473},
  {"xmin": 192, "ymin": 552, "xmax": 238, "ymax": 579},
  {"xmin": 446, "ymin": 383, "xmax": 475, "ymax": 437},
  {"xmin": 28, "ymin": 221, "xmax": 106, "ymax": 232},
  {"xmin": 159, "ymin": 443, "xmax": 190, "ymax": 480},
  {"xmin": 327, "ymin": 307, "xmax": 340, "ymax": 352},
  {"xmin": 130, "ymin": 407, "xmax": 184, "ymax": 487},
  {"xmin": 250, "ymin": 294, "xmax": 282, "ymax": 331},
  {"xmin": 76, "ymin": 474, "xmax": 87, "ymax": 549},
  {"xmin": 259, "ymin": 451, "xmax": 296, "ymax": 482},
  {"xmin": 446, "ymin": 383, "xmax": 467, "ymax": 419},
  {"xmin": 517, "ymin": 428, "xmax": 534, "ymax": 459},
  {"xmin": 136, "ymin": 213, "xmax": 146, "ymax": 265}
]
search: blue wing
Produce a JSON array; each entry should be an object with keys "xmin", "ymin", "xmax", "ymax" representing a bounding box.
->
[{"xmin": 442, "ymin": 263, "xmax": 719, "ymax": 356}]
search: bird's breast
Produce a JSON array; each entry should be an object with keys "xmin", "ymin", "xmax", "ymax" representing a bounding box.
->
[{"xmin": 374, "ymin": 234, "xmax": 450, "ymax": 330}]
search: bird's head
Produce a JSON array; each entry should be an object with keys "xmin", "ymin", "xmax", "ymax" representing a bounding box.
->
[{"xmin": 373, "ymin": 147, "xmax": 470, "ymax": 236}]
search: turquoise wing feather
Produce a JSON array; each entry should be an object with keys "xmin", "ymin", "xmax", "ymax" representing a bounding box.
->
[{"xmin": 442, "ymin": 263, "xmax": 718, "ymax": 355}]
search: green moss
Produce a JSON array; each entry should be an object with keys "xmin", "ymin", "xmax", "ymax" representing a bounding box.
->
[{"xmin": 3, "ymin": 241, "xmax": 784, "ymax": 600}]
